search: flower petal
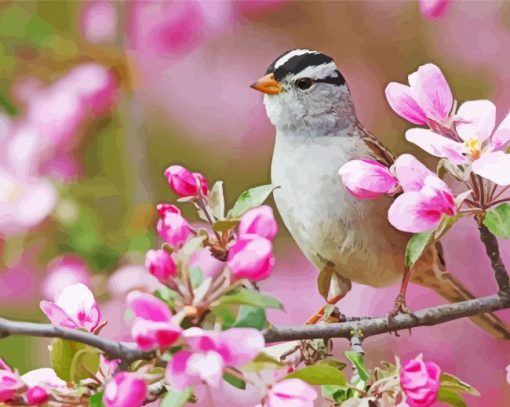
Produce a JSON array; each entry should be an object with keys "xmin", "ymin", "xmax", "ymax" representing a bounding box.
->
[
  {"xmin": 385, "ymin": 82, "xmax": 428, "ymax": 125},
  {"xmin": 405, "ymin": 128, "xmax": 467, "ymax": 164},
  {"xmin": 39, "ymin": 301, "xmax": 78, "ymax": 329},
  {"xmin": 217, "ymin": 328, "xmax": 264, "ymax": 366},
  {"xmin": 412, "ymin": 63, "xmax": 453, "ymax": 122},
  {"xmin": 127, "ymin": 291, "xmax": 173, "ymax": 322},
  {"xmin": 393, "ymin": 154, "xmax": 434, "ymax": 192},
  {"xmin": 338, "ymin": 159, "xmax": 398, "ymax": 199},
  {"xmin": 166, "ymin": 351, "xmax": 201, "ymax": 391},
  {"xmin": 388, "ymin": 192, "xmax": 443, "ymax": 233},
  {"xmin": 490, "ymin": 111, "xmax": 510, "ymax": 151},
  {"xmin": 54, "ymin": 283, "xmax": 100, "ymax": 331},
  {"xmin": 472, "ymin": 151, "xmax": 510, "ymax": 185},
  {"xmin": 455, "ymin": 100, "xmax": 496, "ymax": 142}
]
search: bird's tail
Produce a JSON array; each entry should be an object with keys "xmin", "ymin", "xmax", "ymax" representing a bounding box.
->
[{"xmin": 412, "ymin": 243, "xmax": 510, "ymax": 340}]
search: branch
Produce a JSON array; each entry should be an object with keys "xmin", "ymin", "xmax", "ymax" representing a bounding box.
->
[
  {"xmin": 0, "ymin": 317, "xmax": 153, "ymax": 363},
  {"xmin": 2, "ymin": 294, "xmax": 510, "ymax": 357},
  {"xmin": 477, "ymin": 222, "xmax": 510, "ymax": 297},
  {"xmin": 263, "ymin": 294, "xmax": 510, "ymax": 342}
]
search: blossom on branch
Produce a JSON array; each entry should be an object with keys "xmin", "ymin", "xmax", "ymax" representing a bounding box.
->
[
  {"xmin": 127, "ymin": 291, "xmax": 182, "ymax": 351},
  {"xmin": 400, "ymin": 355, "xmax": 441, "ymax": 407},
  {"xmin": 260, "ymin": 378, "xmax": 317, "ymax": 407},
  {"xmin": 104, "ymin": 372, "xmax": 147, "ymax": 407},
  {"xmin": 164, "ymin": 164, "xmax": 208, "ymax": 197},
  {"xmin": 40, "ymin": 283, "xmax": 102, "ymax": 332}
]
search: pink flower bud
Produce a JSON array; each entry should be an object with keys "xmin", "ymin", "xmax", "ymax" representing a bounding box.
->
[
  {"xmin": 400, "ymin": 355, "xmax": 441, "ymax": 407},
  {"xmin": 145, "ymin": 249, "xmax": 176, "ymax": 282},
  {"xmin": 0, "ymin": 358, "xmax": 23, "ymax": 403},
  {"xmin": 238, "ymin": 205, "xmax": 278, "ymax": 241},
  {"xmin": 104, "ymin": 372, "xmax": 147, "ymax": 407},
  {"xmin": 264, "ymin": 378, "xmax": 317, "ymax": 407},
  {"xmin": 419, "ymin": 0, "xmax": 449, "ymax": 19},
  {"xmin": 339, "ymin": 159, "xmax": 398, "ymax": 200},
  {"xmin": 227, "ymin": 236, "xmax": 274, "ymax": 281},
  {"xmin": 164, "ymin": 165, "xmax": 200, "ymax": 197},
  {"xmin": 156, "ymin": 212, "xmax": 191, "ymax": 248},
  {"xmin": 193, "ymin": 172, "xmax": 209, "ymax": 196},
  {"xmin": 156, "ymin": 203, "xmax": 180, "ymax": 217},
  {"xmin": 27, "ymin": 386, "xmax": 49, "ymax": 405}
]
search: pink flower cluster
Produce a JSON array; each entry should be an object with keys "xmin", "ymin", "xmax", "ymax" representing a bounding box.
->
[
  {"xmin": 0, "ymin": 359, "xmax": 65, "ymax": 405},
  {"xmin": 400, "ymin": 355, "xmax": 441, "ymax": 407},
  {"xmin": 341, "ymin": 62, "xmax": 510, "ymax": 233},
  {"xmin": 340, "ymin": 154, "xmax": 455, "ymax": 233}
]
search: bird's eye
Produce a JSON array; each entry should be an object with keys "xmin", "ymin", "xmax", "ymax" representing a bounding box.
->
[{"xmin": 295, "ymin": 78, "xmax": 314, "ymax": 90}]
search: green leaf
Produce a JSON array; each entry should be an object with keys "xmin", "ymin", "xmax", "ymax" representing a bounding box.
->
[
  {"xmin": 440, "ymin": 373, "xmax": 480, "ymax": 396},
  {"xmin": 70, "ymin": 348, "xmax": 100, "ymax": 383},
  {"xmin": 233, "ymin": 305, "xmax": 267, "ymax": 329},
  {"xmin": 155, "ymin": 287, "xmax": 180, "ymax": 308},
  {"xmin": 484, "ymin": 203, "xmax": 510, "ymax": 238},
  {"xmin": 209, "ymin": 181, "xmax": 225, "ymax": 220},
  {"xmin": 211, "ymin": 304, "xmax": 238, "ymax": 328},
  {"xmin": 51, "ymin": 339, "xmax": 85, "ymax": 382},
  {"xmin": 223, "ymin": 371, "xmax": 246, "ymax": 390},
  {"xmin": 189, "ymin": 266, "xmax": 204, "ymax": 289},
  {"xmin": 212, "ymin": 219, "xmax": 240, "ymax": 232},
  {"xmin": 319, "ymin": 359, "xmax": 347, "ymax": 371},
  {"xmin": 215, "ymin": 289, "xmax": 284, "ymax": 310},
  {"xmin": 438, "ymin": 388, "xmax": 467, "ymax": 407},
  {"xmin": 286, "ymin": 363, "xmax": 347, "ymax": 386},
  {"xmin": 345, "ymin": 351, "xmax": 370, "ymax": 382},
  {"xmin": 322, "ymin": 385, "xmax": 348, "ymax": 403},
  {"xmin": 323, "ymin": 304, "xmax": 336, "ymax": 320},
  {"xmin": 161, "ymin": 387, "xmax": 191, "ymax": 407},
  {"xmin": 88, "ymin": 392, "xmax": 105, "ymax": 407},
  {"xmin": 405, "ymin": 230, "xmax": 434, "ymax": 268},
  {"xmin": 230, "ymin": 184, "xmax": 278, "ymax": 218}
]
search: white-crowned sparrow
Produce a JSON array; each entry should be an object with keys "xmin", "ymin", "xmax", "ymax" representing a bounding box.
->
[{"xmin": 251, "ymin": 48, "xmax": 509, "ymax": 338}]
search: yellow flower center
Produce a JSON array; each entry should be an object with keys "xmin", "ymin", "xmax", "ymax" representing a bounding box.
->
[{"xmin": 465, "ymin": 137, "xmax": 481, "ymax": 160}]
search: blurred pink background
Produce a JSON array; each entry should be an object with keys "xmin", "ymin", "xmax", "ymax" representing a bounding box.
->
[{"xmin": 1, "ymin": 1, "xmax": 510, "ymax": 405}]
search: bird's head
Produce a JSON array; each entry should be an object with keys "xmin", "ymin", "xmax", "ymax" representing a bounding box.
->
[{"xmin": 251, "ymin": 49, "xmax": 355, "ymax": 130}]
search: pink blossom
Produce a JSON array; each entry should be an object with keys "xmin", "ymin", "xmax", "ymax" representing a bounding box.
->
[
  {"xmin": 193, "ymin": 171, "xmax": 209, "ymax": 196},
  {"xmin": 227, "ymin": 236, "xmax": 274, "ymax": 281},
  {"xmin": 385, "ymin": 63, "xmax": 453, "ymax": 124},
  {"xmin": 338, "ymin": 159, "xmax": 399, "ymax": 199},
  {"xmin": 263, "ymin": 378, "xmax": 317, "ymax": 407},
  {"xmin": 189, "ymin": 248, "xmax": 225, "ymax": 279},
  {"xmin": 40, "ymin": 283, "xmax": 102, "ymax": 332},
  {"xmin": 42, "ymin": 255, "xmax": 92, "ymax": 301},
  {"xmin": 419, "ymin": 0, "xmax": 449, "ymax": 19},
  {"xmin": 81, "ymin": 1, "xmax": 118, "ymax": 44},
  {"xmin": 238, "ymin": 205, "xmax": 278, "ymax": 241},
  {"xmin": 157, "ymin": 211, "xmax": 192, "ymax": 247},
  {"xmin": 21, "ymin": 368, "xmax": 66, "ymax": 389},
  {"xmin": 388, "ymin": 155, "xmax": 455, "ymax": 233},
  {"xmin": 127, "ymin": 291, "xmax": 182, "ymax": 351},
  {"xmin": 0, "ymin": 169, "xmax": 57, "ymax": 237},
  {"xmin": 407, "ymin": 100, "xmax": 510, "ymax": 185},
  {"xmin": 400, "ymin": 355, "xmax": 441, "ymax": 407},
  {"xmin": 166, "ymin": 328, "xmax": 264, "ymax": 391},
  {"xmin": 107, "ymin": 264, "xmax": 162, "ymax": 298},
  {"xmin": 145, "ymin": 249, "xmax": 177, "ymax": 283},
  {"xmin": 104, "ymin": 372, "xmax": 147, "ymax": 407},
  {"xmin": 156, "ymin": 203, "xmax": 181, "ymax": 217},
  {"xmin": 26, "ymin": 386, "xmax": 48, "ymax": 405},
  {"xmin": 0, "ymin": 358, "xmax": 23, "ymax": 403},
  {"xmin": 164, "ymin": 165, "xmax": 205, "ymax": 197}
]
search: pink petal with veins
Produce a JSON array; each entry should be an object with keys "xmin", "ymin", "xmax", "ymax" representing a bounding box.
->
[{"xmin": 455, "ymin": 100, "xmax": 496, "ymax": 142}]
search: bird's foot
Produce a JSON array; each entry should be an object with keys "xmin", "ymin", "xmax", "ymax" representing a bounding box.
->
[{"xmin": 388, "ymin": 293, "xmax": 413, "ymax": 318}]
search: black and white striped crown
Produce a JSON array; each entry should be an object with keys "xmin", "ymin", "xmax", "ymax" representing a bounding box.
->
[{"xmin": 265, "ymin": 49, "xmax": 346, "ymax": 86}]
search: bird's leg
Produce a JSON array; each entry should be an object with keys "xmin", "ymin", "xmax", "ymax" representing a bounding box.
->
[
  {"xmin": 389, "ymin": 266, "xmax": 414, "ymax": 317},
  {"xmin": 305, "ymin": 293, "xmax": 347, "ymax": 325}
]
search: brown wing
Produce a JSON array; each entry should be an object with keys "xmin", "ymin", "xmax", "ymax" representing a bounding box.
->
[{"xmin": 356, "ymin": 121, "xmax": 395, "ymax": 166}]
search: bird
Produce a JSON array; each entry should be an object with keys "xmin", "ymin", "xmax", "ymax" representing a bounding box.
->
[{"xmin": 250, "ymin": 48, "xmax": 510, "ymax": 339}]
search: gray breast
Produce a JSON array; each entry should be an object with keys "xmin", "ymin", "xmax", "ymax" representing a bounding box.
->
[{"xmin": 271, "ymin": 130, "xmax": 408, "ymax": 288}]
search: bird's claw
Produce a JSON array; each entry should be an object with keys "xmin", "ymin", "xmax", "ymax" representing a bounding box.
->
[{"xmin": 388, "ymin": 293, "xmax": 413, "ymax": 318}]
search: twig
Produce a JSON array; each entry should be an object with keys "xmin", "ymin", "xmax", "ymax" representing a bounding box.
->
[
  {"xmin": 0, "ymin": 318, "xmax": 153, "ymax": 363},
  {"xmin": 477, "ymin": 222, "xmax": 510, "ymax": 297},
  {"xmin": 263, "ymin": 294, "xmax": 510, "ymax": 342}
]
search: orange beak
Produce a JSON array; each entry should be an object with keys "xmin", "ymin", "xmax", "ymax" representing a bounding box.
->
[{"xmin": 250, "ymin": 73, "xmax": 282, "ymax": 95}]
